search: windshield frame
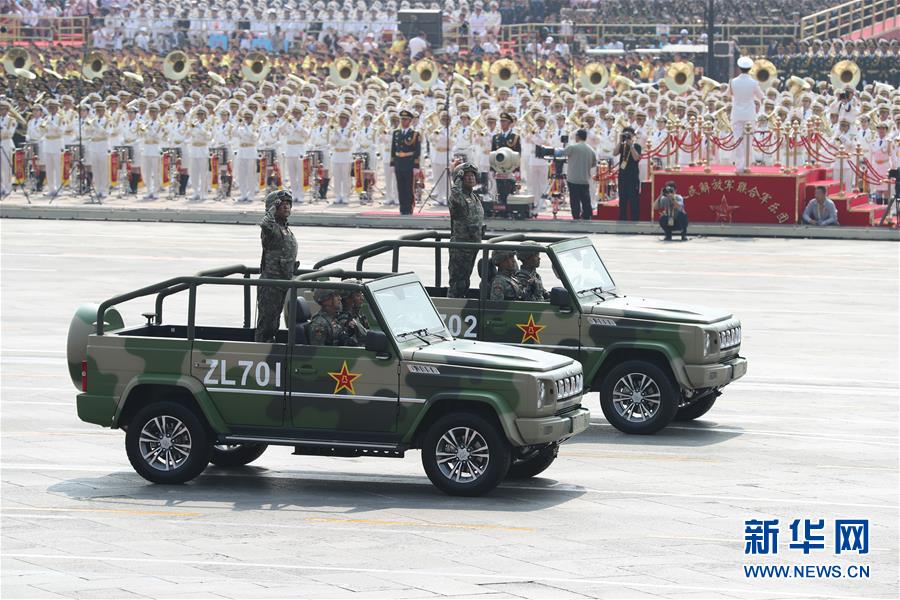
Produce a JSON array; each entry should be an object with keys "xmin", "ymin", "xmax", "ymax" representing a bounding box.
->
[
  {"xmin": 550, "ymin": 240, "xmax": 617, "ymax": 302},
  {"xmin": 368, "ymin": 278, "xmax": 451, "ymax": 346}
]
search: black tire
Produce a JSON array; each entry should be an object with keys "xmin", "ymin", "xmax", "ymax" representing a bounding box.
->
[
  {"xmin": 599, "ymin": 360, "xmax": 679, "ymax": 435},
  {"xmin": 675, "ymin": 394, "xmax": 718, "ymax": 421},
  {"xmin": 507, "ymin": 444, "xmax": 558, "ymax": 479},
  {"xmin": 421, "ymin": 412, "xmax": 511, "ymax": 496},
  {"xmin": 209, "ymin": 443, "xmax": 268, "ymax": 467},
  {"xmin": 125, "ymin": 401, "xmax": 210, "ymax": 484}
]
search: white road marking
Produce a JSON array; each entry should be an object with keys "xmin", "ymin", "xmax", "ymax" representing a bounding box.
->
[
  {"xmin": 0, "ymin": 268, "xmax": 58, "ymax": 272},
  {"xmin": 1, "ymin": 464, "xmax": 895, "ymax": 509},
  {"xmin": 0, "ymin": 552, "xmax": 832, "ymax": 597}
]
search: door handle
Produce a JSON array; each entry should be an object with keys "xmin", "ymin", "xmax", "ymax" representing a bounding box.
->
[
  {"xmin": 486, "ymin": 318, "xmax": 505, "ymax": 326},
  {"xmin": 295, "ymin": 365, "xmax": 317, "ymax": 375}
]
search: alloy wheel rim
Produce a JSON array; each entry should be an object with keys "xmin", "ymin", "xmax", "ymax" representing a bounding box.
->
[
  {"xmin": 139, "ymin": 415, "xmax": 192, "ymax": 471},
  {"xmin": 612, "ymin": 373, "xmax": 662, "ymax": 422},
  {"xmin": 435, "ymin": 426, "xmax": 490, "ymax": 483}
]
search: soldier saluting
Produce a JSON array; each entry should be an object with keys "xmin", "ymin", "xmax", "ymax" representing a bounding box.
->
[
  {"xmin": 255, "ymin": 191, "xmax": 298, "ymax": 343},
  {"xmin": 390, "ymin": 109, "xmax": 421, "ymax": 215},
  {"xmin": 490, "ymin": 112, "xmax": 521, "ymax": 206},
  {"xmin": 447, "ymin": 163, "xmax": 484, "ymax": 298}
]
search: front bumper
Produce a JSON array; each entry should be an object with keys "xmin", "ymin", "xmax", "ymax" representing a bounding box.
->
[
  {"xmin": 684, "ymin": 356, "xmax": 748, "ymax": 389},
  {"xmin": 515, "ymin": 407, "xmax": 591, "ymax": 445}
]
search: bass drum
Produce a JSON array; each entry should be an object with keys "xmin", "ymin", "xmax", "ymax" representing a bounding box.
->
[{"xmin": 66, "ymin": 303, "xmax": 124, "ymax": 389}]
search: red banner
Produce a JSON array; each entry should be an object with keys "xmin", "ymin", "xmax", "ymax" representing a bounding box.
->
[
  {"xmin": 210, "ymin": 154, "xmax": 219, "ymax": 189},
  {"xmin": 110, "ymin": 152, "xmax": 119, "ymax": 186},
  {"xmin": 302, "ymin": 156, "xmax": 311, "ymax": 191},
  {"xmin": 258, "ymin": 156, "xmax": 267, "ymax": 190},
  {"xmin": 162, "ymin": 153, "xmax": 171, "ymax": 187},
  {"xmin": 62, "ymin": 150, "xmax": 72, "ymax": 186},
  {"xmin": 13, "ymin": 149, "xmax": 25, "ymax": 184},
  {"xmin": 353, "ymin": 158, "xmax": 364, "ymax": 193},
  {"xmin": 650, "ymin": 166, "xmax": 806, "ymax": 224}
]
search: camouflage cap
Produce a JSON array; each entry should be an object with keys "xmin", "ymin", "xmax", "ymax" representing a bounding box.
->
[
  {"xmin": 339, "ymin": 279, "xmax": 362, "ymax": 299},
  {"xmin": 491, "ymin": 249, "xmax": 516, "ymax": 265},
  {"xmin": 264, "ymin": 190, "xmax": 293, "ymax": 211},
  {"xmin": 515, "ymin": 240, "xmax": 541, "ymax": 259},
  {"xmin": 313, "ymin": 288, "xmax": 340, "ymax": 303}
]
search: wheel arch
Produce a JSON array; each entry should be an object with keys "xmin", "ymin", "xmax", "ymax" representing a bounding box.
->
[
  {"xmin": 589, "ymin": 343, "xmax": 685, "ymax": 391},
  {"xmin": 114, "ymin": 374, "xmax": 230, "ymax": 434},
  {"xmin": 404, "ymin": 391, "xmax": 523, "ymax": 448}
]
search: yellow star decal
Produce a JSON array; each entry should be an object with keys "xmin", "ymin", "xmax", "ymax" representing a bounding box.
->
[
  {"xmin": 516, "ymin": 314, "xmax": 546, "ymax": 344},
  {"xmin": 329, "ymin": 360, "xmax": 361, "ymax": 395}
]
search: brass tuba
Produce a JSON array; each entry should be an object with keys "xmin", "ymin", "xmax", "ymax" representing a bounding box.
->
[
  {"xmin": 787, "ymin": 75, "xmax": 810, "ymax": 96},
  {"xmin": 410, "ymin": 58, "xmax": 437, "ymax": 90},
  {"xmin": 613, "ymin": 75, "xmax": 635, "ymax": 93},
  {"xmin": 82, "ymin": 51, "xmax": 108, "ymax": 80},
  {"xmin": 2, "ymin": 48, "xmax": 32, "ymax": 76},
  {"xmin": 241, "ymin": 52, "xmax": 270, "ymax": 82},
  {"xmin": 163, "ymin": 50, "xmax": 191, "ymax": 80},
  {"xmin": 664, "ymin": 61, "xmax": 695, "ymax": 95},
  {"xmin": 489, "ymin": 58, "xmax": 519, "ymax": 89},
  {"xmin": 750, "ymin": 58, "xmax": 777, "ymax": 90},
  {"xmin": 830, "ymin": 60, "xmax": 860, "ymax": 91},
  {"xmin": 699, "ymin": 76, "xmax": 720, "ymax": 98},
  {"xmin": 579, "ymin": 62, "xmax": 609, "ymax": 92},
  {"xmin": 328, "ymin": 57, "xmax": 358, "ymax": 87}
]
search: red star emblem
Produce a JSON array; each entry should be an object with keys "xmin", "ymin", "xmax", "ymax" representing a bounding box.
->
[
  {"xmin": 710, "ymin": 194, "xmax": 740, "ymax": 223},
  {"xmin": 329, "ymin": 361, "xmax": 361, "ymax": 395},
  {"xmin": 516, "ymin": 314, "xmax": 546, "ymax": 344}
]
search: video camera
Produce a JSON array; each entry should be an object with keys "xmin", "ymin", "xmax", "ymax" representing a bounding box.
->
[
  {"xmin": 534, "ymin": 142, "xmax": 567, "ymax": 181},
  {"xmin": 663, "ymin": 183, "xmax": 676, "ymax": 195}
]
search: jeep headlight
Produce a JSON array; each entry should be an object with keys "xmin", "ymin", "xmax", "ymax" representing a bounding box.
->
[
  {"xmin": 704, "ymin": 331, "xmax": 718, "ymax": 355},
  {"xmin": 538, "ymin": 380, "xmax": 548, "ymax": 408}
]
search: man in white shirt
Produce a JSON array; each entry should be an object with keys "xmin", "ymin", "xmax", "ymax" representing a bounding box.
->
[
  {"xmin": 408, "ymin": 31, "xmax": 429, "ymax": 60},
  {"xmin": 728, "ymin": 56, "xmax": 764, "ymax": 174}
]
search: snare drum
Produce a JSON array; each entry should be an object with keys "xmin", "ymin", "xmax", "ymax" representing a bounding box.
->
[
  {"xmin": 65, "ymin": 143, "xmax": 83, "ymax": 163},
  {"xmin": 162, "ymin": 147, "xmax": 182, "ymax": 160},
  {"xmin": 210, "ymin": 146, "xmax": 230, "ymax": 164},
  {"xmin": 114, "ymin": 145, "xmax": 134, "ymax": 162},
  {"xmin": 352, "ymin": 151, "xmax": 370, "ymax": 169},
  {"xmin": 305, "ymin": 150, "xmax": 323, "ymax": 166},
  {"xmin": 258, "ymin": 148, "xmax": 277, "ymax": 163}
]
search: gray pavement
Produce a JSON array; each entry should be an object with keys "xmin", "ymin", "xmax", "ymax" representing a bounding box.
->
[{"xmin": 1, "ymin": 220, "xmax": 898, "ymax": 599}]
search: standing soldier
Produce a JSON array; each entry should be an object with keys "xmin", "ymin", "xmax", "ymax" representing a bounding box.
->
[
  {"xmin": 41, "ymin": 99, "xmax": 65, "ymax": 198},
  {"xmin": 140, "ymin": 103, "xmax": 164, "ymax": 200},
  {"xmin": 491, "ymin": 112, "xmax": 521, "ymax": 206},
  {"xmin": 284, "ymin": 105, "xmax": 309, "ymax": 204},
  {"xmin": 447, "ymin": 163, "xmax": 484, "ymax": 298},
  {"xmin": 354, "ymin": 113, "xmax": 377, "ymax": 202},
  {"xmin": 308, "ymin": 110, "xmax": 331, "ymax": 201},
  {"xmin": 391, "ymin": 109, "xmax": 421, "ymax": 215},
  {"xmin": 255, "ymin": 191, "xmax": 298, "ymax": 343},
  {"xmin": 329, "ymin": 109, "xmax": 355, "ymax": 204},
  {"xmin": 86, "ymin": 102, "xmax": 112, "ymax": 199},
  {"xmin": 427, "ymin": 111, "xmax": 452, "ymax": 205},
  {"xmin": 187, "ymin": 107, "xmax": 212, "ymax": 201},
  {"xmin": 0, "ymin": 101, "xmax": 18, "ymax": 198},
  {"xmin": 380, "ymin": 112, "xmax": 400, "ymax": 205},
  {"xmin": 235, "ymin": 110, "xmax": 258, "ymax": 203}
]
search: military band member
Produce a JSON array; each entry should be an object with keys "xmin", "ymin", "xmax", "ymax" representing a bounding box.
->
[
  {"xmin": 186, "ymin": 107, "xmax": 212, "ymax": 201},
  {"xmin": 85, "ymin": 102, "xmax": 112, "ymax": 198},
  {"xmin": 491, "ymin": 112, "xmax": 521, "ymax": 206},
  {"xmin": 284, "ymin": 105, "xmax": 309, "ymax": 204},
  {"xmin": 329, "ymin": 109, "xmax": 354, "ymax": 204},
  {"xmin": 308, "ymin": 111, "xmax": 331, "ymax": 200},
  {"xmin": 235, "ymin": 110, "xmax": 258, "ymax": 203},
  {"xmin": 524, "ymin": 114, "xmax": 550, "ymax": 212},
  {"xmin": 354, "ymin": 112, "xmax": 377, "ymax": 201},
  {"xmin": 41, "ymin": 99, "xmax": 65, "ymax": 197},
  {"xmin": 427, "ymin": 111, "xmax": 452, "ymax": 205},
  {"xmin": 1, "ymin": 102, "xmax": 19, "ymax": 197},
  {"xmin": 390, "ymin": 109, "xmax": 421, "ymax": 215},
  {"xmin": 121, "ymin": 105, "xmax": 142, "ymax": 193},
  {"xmin": 869, "ymin": 122, "xmax": 894, "ymax": 199},
  {"xmin": 380, "ymin": 113, "xmax": 400, "ymax": 205},
  {"xmin": 140, "ymin": 104, "xmax": 164, "ymax": 200}
]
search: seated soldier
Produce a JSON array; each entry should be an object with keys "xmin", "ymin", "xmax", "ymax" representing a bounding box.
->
[
  {"xmin": 489, "ymin": 249, "xmax": 522, "ymax": 301},
  {"xmin": 336, "ymin": 280, "xmax": 370, "ymax": 347},
  {"xmin": 308, "ymin": 289, "xmax": 344, "ymax": 346},
  {"xmin": 515, "ymin": 242, "xmax": 549, "ymax": 301}
]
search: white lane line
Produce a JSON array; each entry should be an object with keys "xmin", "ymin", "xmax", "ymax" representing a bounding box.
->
[
  {"xmin": 660, "ymin": 425, "xmax": 898, "ymax": 444},
  {"xmin": 1, "ymin": 464, "xmax": 895, "ymax": 510},
  {"xmin": 0, "ymin": 268, "xmax": 58, "ymax": 272},
  {"xmin": 1, "ymin": 387, "xmax": 75, "ymax": 393},
  {"xmin": 1, "ymin": 349, "xmax": 66, "ymax": 355},
  {"xmin": 1, "ymin": 401, "xmax": 72, "ymax": 407},
  {"xmin": 0, "ymin": 553, "xmax": 830, "ymax": 597}
]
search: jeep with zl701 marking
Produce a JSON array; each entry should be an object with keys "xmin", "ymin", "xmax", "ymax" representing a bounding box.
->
[
  {"xmin": 67, "ymin": 266, "xmax": 588, "ymax": 496},
  {"xmin": 314, "ymin": 232, "xmax": 747, "ymax": 435}
]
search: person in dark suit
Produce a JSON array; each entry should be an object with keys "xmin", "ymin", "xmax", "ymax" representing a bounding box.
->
[
  {"xmin": 490, "ymin": 112, "xmax": 521, "ymax": 206},
  {"xmin": 390, "ymin": 109, "xmax": 421, "ymax": 215}
]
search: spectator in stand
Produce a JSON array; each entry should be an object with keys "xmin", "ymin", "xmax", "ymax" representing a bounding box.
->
[
  {"xmin": 802, "ymin": 186, "xmax": 839, "ymax": 226},
  {"xmin": 467, "ymin": 2, "xmax": 489, "ymax": 39},
  {"xmin": 408, "ymin": 30, "xmax": 429, "ymax": 59}
]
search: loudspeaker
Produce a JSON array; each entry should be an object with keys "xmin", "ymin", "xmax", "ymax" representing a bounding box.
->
[{"xmin": 398, "ymin": 9, "xmax": 443, "ymax": 48}]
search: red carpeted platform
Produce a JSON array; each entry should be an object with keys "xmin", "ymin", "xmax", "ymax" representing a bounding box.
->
[{"xmin": 595, "ymin": 165, "xmax": 892, "ymax": 226}]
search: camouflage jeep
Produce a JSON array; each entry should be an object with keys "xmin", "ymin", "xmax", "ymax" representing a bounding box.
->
[
  {"xmin": 314, "ymin": 232, "xmax": 747, "ymax": 435},
  {"xmin": 67, "ymin": 265, "xmax": 588, "ymax": 496}
]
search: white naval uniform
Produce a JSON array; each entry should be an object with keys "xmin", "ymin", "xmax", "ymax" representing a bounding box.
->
[
  {"xmin": 141, "ymin": 119, "xmax": 164, "ymax": 197},
  {"xmin": 729, "ymin": 73, "xmax": 764, "ymax": 172},
  {"xmin": 234, "ymin": 123, "xmax": 258, "ymax": 202},
  {"xmin": 868, "ymin": 135, "xmax": 893, "ymax": 197},
  {"xmin": 85, "ymin": 116, "xmax": 111, "ymax": 197},
  {"xmin": 187, "ymin": 123, "xmax": 212, "ymax": 200},
  {"xmin": 41, "ymin": 113, "xmax": 65, "ymax": 195},
  {"xmin": 329, "ymin": 125, "xmax": 354, "ymax": 203},
  {"xmin": 428, "ymin": 127, "xmax": 451, "ymax": 204},
  {"xmin": 1, "ymin": 115, "xmax": 18, "ymax": 195},
  {"xmin": 525, "ymin": 128, "xmax": 550, "ymax": 212},
  {"xmin": 121, "ymin": 116, "xmax": 142, "ymax": 186},
  {"xmin": 283, "ymin": 119, "xmax": 309, "ymax": 204},
  {"xmin": 379, "ymin": 126, "xmax": 396, "ymax": 204}
]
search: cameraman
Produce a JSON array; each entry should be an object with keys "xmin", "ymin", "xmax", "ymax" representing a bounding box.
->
[
  {"xmin": 562, "ymin": 129, "xmax": 598, "ymax": 220},
  {"xmin": 653, "ymin": 181, "xmax": 688, "ymax": 241},
  {"xmin": 614, "ymin": 126, "xmax": 642, "ymax": 221}
]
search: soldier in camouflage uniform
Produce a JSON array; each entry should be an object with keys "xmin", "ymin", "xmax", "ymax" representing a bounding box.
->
[
  {"xmin": 447, "ymin": 163, "xmax": 484, "ymax": 298},
  {"xmin": 516, "ymin": 242, "xmax": 549, "ymax": 302},
  {"xmin": 490, "ymin": 249, "xmax": 521, "ymax": 301},
  {"xmin": 336, "ymin": 279, "xmax": 370, "ymax": 347},
  {"xmin": 255, "ymin": 191, "xmax": 298, "ymax": 342},
  {"xmin": 308, "ymin": 288, "xmax": 352, "ymax": 346}
]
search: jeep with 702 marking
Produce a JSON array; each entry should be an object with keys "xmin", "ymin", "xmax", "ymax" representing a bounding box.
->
[{"xmin": 67, "ymin": 266, "xmax": 588, "ymax": 496}]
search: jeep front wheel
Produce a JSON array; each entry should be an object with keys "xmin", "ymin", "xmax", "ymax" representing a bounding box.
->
[
  {"xmin": 210, "ymin": 443, "xmax": 268, "ymax": 467},
  {"xmin": 599, "ymin": 360, "xmax": 678, "ymax": 434},
  {"xmin": 507, "ymin": 444, "xmax": 558, "ymax": 479},
  {"xmin": 421, "ymin": 412, "xmax": 511, "ymax": 496},
  {"xmin": 125, "ymin": 401, "xmax": 210, "ymax": 484}
]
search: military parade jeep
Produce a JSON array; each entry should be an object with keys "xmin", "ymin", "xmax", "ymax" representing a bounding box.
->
[
  {"xmin": 314, "ymin": 232, "xmax": 748, "ymax": 435},
  {"xmin": 67, "ymin": 266, "xmax": 588, "ymax": 496}
]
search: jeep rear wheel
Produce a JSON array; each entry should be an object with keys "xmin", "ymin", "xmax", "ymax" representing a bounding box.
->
[
  {"xmin": 125, "ymin": 401, "xmax": 210, "ymax": 484},
  {"xmin": 210, "ymin": 443, "xmax": 268, "ymax": 467},
  {"xmin": 507, "ymin": 444, "xmax": 558, "ymax": 479},
  {"xmin": 675, "ymin": 393, "xmax": 718, "ymax": 421},
  {"xmin": 421, "ymin": 412, "xmax": 511, "ymax": 496},
  {"xmin": 599, "ymin": 360, "xmax": 678, "ymax": 434}
]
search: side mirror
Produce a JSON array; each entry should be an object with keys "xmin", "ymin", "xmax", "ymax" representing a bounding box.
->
[
  {"xmin": 549, "ymin": 287, "xmax": 571, "ymax": 310},
  {"xmin": 365, "ymin": 330, "xmax": 390, "ymax": 354}
]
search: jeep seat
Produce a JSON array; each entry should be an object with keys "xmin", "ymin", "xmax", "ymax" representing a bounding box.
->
[{"xmin": 294, "ymin": 296, "xmax": 312, "ymax": 344}]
